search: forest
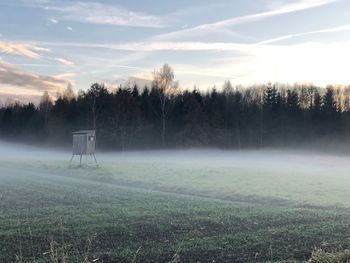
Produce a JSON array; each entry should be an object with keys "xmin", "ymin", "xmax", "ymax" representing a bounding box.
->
[{"xmin": 1, "ymin": 65, "xmax": 350, "ymax": 150}]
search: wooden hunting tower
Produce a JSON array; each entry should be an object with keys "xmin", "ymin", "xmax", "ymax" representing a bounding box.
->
[{"xmin": 70, "ymin": 130, "xmax": 98, "ymax": 166}]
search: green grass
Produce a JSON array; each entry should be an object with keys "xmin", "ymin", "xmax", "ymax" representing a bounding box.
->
[
  {"xmin": 308, "ymin": 248, "xmax": 350, "ymax": 263},
  {"xmin": 2, "ymin": 151, "xmax": 350, "ymax": 262}
]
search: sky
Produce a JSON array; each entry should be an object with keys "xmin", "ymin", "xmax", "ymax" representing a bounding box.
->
[{"xmin": 1, "ymin": 0, "xmax": 350, "ymax": 103}]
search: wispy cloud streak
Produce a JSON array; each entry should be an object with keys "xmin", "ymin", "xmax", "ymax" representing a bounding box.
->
[
  {"xmin": 0, "ymin": 41, "xmax": 75, "ymax": 67},
  {"xmin": 53, "ymin": 57, "xmax": 74, "ymax": 66},
  {"xmin": 258, "ymin": 23, "xmax": 350, "ymax": 44},
  {"xmin": 37, "ymin": 1, "xmax": 167, "ymax": 28},
  {"xmin": 154, "ymin": 0, "xmax": 338, "ymax": 40},
  {"xmin": 0, "ymin": 42, "xmax": 49, "ymax": 60},
  {"xmin": 0, "ymin": 60, "xmax": 69, "ymax": 93},
  {"xmin": 36, "ymin": 41, "xmax": 252, "ymax": 52}
]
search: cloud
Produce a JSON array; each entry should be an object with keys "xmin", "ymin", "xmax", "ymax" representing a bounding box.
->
[
  {"xmin": 85, "ymin": 40, "xmax": 350, "ymax": 86},
  {"xmin": 0, "ymin": 85, "xmax": 42, "ymax": 96},
  {"xmin": 219, "ymin": 41, "xmax": 350, "ymax": 86},
  {"xmin": 0, "ymin": 42, "xmax": 50, "ymax": 60},
  {"xmin": 175, "ymin": 66, "xmax": 242, "ymax": 79},
  {"xmin": 0, "ymin": 59, "xmax": 70, "ymax": 94},
  {"xmin": 110, "ymin": 41, "xmax": 250, "ymax": 51},
  {"xmin": 154, "ymin": 0, "xmax": 338, "ymax": 40},
  {"xmin": 36, "ymin": 41, "xmax": 253, "ymax": 52},
  {"xmin": 53, "ymin": 72, "xmax": 77, "ymax": 79},
  {"xmin": 53, "ymin": 57, "xmax": 74, "ymax": 66},
  {"xmin": 41, "ymin": 1, "xmax": 167, "ymax": 28},
  {"xmin": 0, "ymin": 41, "xmax": 75, "ymax": 68},
  {"xmin": 0, "ymin": 87, "xmax": 44, "ymax": 105},
  {"xmin": 32, "ymin": 37, "xmax": 350, "ymax": 87},
  {"xmin": 50, "ymin": 18, "xmax": 58, "ymax": 24},
  {"xmin": 258, "ymin": 23, "xmax": 350, "ymax": 44}
]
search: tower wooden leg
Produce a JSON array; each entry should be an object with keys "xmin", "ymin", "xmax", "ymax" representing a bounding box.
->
[
  {"xmin": 69, "ymin": 154, "xmax": 75, "ymax": 167},
  {"xmin": 92, "ymin": 154, "xmax": 98, "ymax": 166}
]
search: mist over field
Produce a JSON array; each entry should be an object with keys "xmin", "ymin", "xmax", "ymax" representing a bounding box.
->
[
  {"xmin": 2, "ymin": 140, "xmax": 350, "ymax": 262},
  {"xmin": 2, "ymin": 139, "xmax": 349, "ymax": 174},
  {"xmin": 2, "ymin": 140, "xmax": 350, "ymax": 207}
]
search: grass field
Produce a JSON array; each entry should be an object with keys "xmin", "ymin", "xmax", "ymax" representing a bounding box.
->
[{"xmin": 1, "ymin": 143, "xmax": 350, "ymax": 262}]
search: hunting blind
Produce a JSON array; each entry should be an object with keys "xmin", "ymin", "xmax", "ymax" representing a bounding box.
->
[{"xmin": 70, "ymin": 130, "xmax": 98, "ymax": 166}]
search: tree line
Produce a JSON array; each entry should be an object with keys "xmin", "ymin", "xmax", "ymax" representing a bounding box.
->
[{"xmin": 1, "ymin": 64, "xmax": 350, "ymax": 150}]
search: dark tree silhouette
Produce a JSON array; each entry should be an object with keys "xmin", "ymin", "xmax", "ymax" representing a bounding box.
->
[
  {"xmin": 2, "ymin": 80, "xmax": 350, "ymax": 150},
  {"xmin": 39, "ymin": 91, "xmax": 53, "ymax": 132},
  {"xmin": 86, "ymin": 83, "xmax": 109, "ymax": 131}
]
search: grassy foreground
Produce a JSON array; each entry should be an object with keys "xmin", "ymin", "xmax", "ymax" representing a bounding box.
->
[{"xmin": 2, "ymin": 150, "xmax": 350, "ymax": 262}]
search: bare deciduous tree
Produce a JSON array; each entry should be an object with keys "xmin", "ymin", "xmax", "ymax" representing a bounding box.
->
[
  {"xmin": 86, "ymin": 83, "xmax": 108, "ymax": 130},
  {"xmin": 152, "ymin": 64, "xmax": 178, "ymax": 147}
]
